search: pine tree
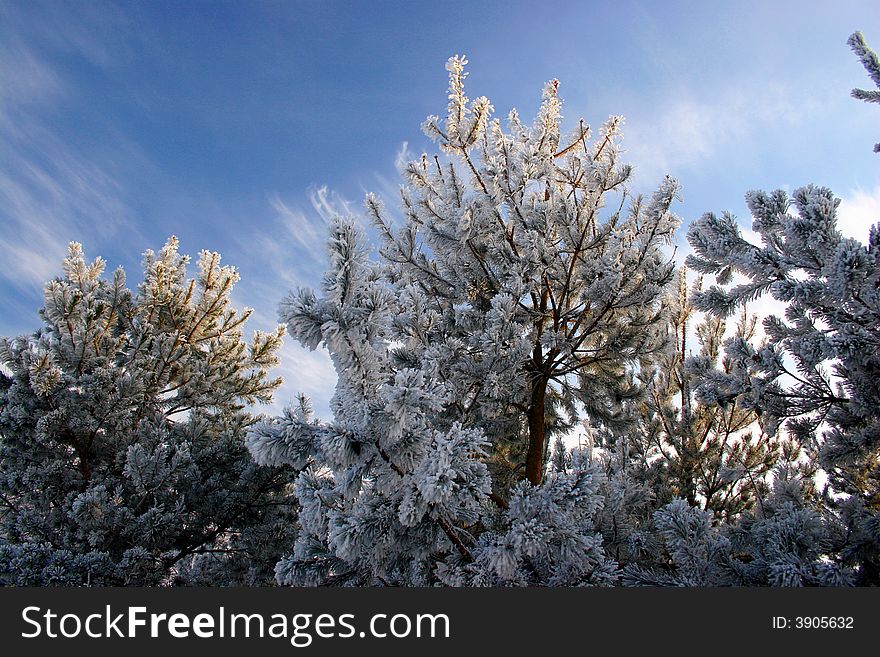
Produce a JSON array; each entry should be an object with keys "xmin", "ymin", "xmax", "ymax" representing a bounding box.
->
[
  {"xmin": 249, "ymin": 55, "xmax": 680, "ymax": 585},
  {"xmin": 371, "ymin": 56, "xmax": 680, "ymax": 489},
  {"xmin": 637, "ymin": 271, "xmax": 782, "ymax": 523},
  {"xmin": 0, "ymin": 239, "xmax": 295, "ymax": 585},
  {"xmin": 848, "ymin": 31, "xmax": 880, "ymax": 152},
  {"xmin": 589, "ymin": 272, "xmax": 794, "ymax": 576},
  {"xmin": 618, "ymin": 31, "xmax": 880, "ymax": 586},
  {"xmin": 685, "ymin": 184, "xmax": 880, "ymax": 584}
]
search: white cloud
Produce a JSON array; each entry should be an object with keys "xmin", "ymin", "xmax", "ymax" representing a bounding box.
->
[
  {"xmin": 1, "ymin": 0, "xmax": 133, "ymax": 71},
  {"xmin": 0, "ymin": 230, "xmax": 63, "ymax": 289},
  {"xmin": 394, "ymin": 140, "xmax": 414, "ymax": 173},
  {"xmin": 838, "ymin": 185, "xmax": 880, "ymax": 243},
  {"xmin": 240, "ymin": 188, "xmax": 338, "ymax": 298},
  {"xmin": 623, "ymin": 82, "xmax": 823, "ymax": 185},
  {"xmin": 238, "ymin": 299, "xmax": 337, "ymax": 418},
  {"xmin": 268, "ymin": 342, "xmax": 337, "ymax": 418},
  {"xmin": 0, "ymin": 128, "xmax": 137, "ymax": 291},
  {"xmin": 0, "ymin": 43, "xmax": 64, "ymax": 107}
]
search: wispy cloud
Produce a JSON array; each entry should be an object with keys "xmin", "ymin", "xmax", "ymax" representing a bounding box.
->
[
  {"xmin": 243, "ymin": 186, "xmax": 356, "ymax": 296},
  {"xmin": 0, "ymin": 8, "xmax": 142, "ymax": 299},
  {"xmin": 0, "ymin": 120, "xmax": 136, "ymax": 287},
  {"xmin": 308, "ymin": 185, "xmax": 358, "ymax": 225},
  {"xmin": 270, "ymin": 194, "xmax": 325, "ymax": 256},
  {"xmin": 0, "ymin": 42, "xmax": 64, "ymax": 106},
  {"xmin": 235, "ymin": 186, "xmax": 366, "ymax": 416}
]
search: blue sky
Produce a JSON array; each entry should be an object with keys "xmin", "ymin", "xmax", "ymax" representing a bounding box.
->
[{"xmin": 1, "ymin": 0, "xmax": 878, "ymax": 415}]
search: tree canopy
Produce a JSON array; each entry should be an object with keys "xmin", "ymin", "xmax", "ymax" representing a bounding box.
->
[{"xmin": 0, "ymin": 240, "xmax": 296, "ymax": 585}]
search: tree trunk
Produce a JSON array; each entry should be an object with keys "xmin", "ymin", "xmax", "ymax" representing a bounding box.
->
[
  {"xmin": 525, "ymin": 376, "xmax": 548, "ymax": 486},
  {"xmin": 76, "ymin": 446, "xmax": 91, "ymax": 492}
]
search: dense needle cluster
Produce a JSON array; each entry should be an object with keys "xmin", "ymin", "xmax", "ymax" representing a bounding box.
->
[{"xmin": 0, "ymin": 240, "xmax": 296, "ymax": 585}]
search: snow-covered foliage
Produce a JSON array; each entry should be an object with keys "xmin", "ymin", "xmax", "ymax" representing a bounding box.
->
[
  {"xmin": 632, "ymin": 271, "xmax": 785, "ymax": 523},
  {"xmin": 0, "ymin": 240, "xmax": 296, "ymax": 585},
  {"xmin": 848, "ymin": 31, "xmax": 880, "ymax": 152},
  {"xmin": 622, "ymin": 486, "xmax": 852, "ymax": 586},
  {"xmin": 249, "ymin": 56, "xmax": 681, "ymax": 585},
  {"xmin": 686, "ymin": 184, "xmax": 880, "ymax": 584},
  {"xmin": 381, "ymin": 60, "xmax": 680, "ymax": 488}
]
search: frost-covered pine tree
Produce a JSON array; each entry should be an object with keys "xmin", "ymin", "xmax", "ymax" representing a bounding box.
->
[
  {"xmin": 249, "ymin": 56, "xmax": 680, "ymax": 585},
  {"xmin": 0, "ymin": 239, "xmax": 295, "ymax": 585},
  {"xmin": 637, "ymin": 271, "xmax": 783, "ymax": 523},
  {"xmin": 624, "ymin": 32, "xmax": 880, "ymax": 586},
  {"xmin": 371, "ymin": 56, "xmax": 680, "ymax": 489},
  {"xmin": 848, "ymin": 31, "xmax": 880, "ymax": 152},
  {"xmin": 248, "ymin": 222, "xmax": 617, "ymax": 586},
  {"xmin": 685, "ymin": 185, "xmax": 879, "ymax": 584},
  {"xmin": 591, "ymin": 272, "xmax": 791, "ymax": 573}
]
